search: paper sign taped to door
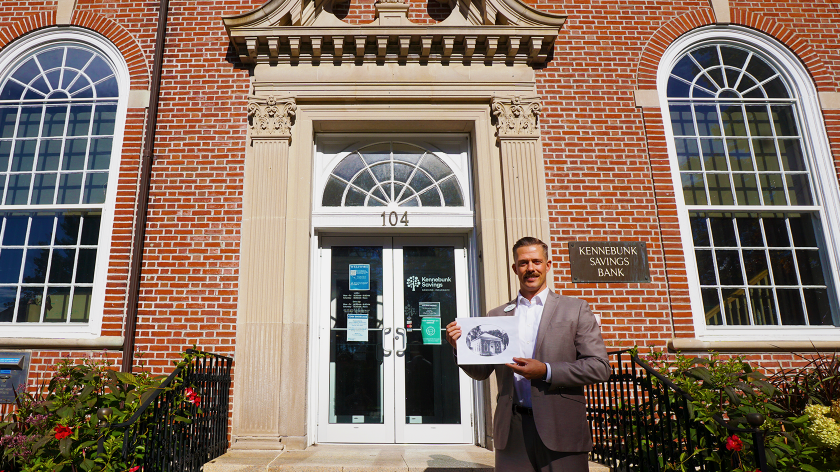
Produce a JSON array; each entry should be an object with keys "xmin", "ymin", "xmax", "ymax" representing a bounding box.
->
[
  {"xmin": 419, "ymin": 302, "xmax": 440, "ymax": 317},
  {"xmin": 349, "ymin": 264, "xmax": 370, "ymax": 291},
  {"xmin": 347, "ymin": 314, "xmax": 368, "ymax": 342},
  {"xmin": 421, "ymin": 317, "xmax": 441, "ymax": 345}
]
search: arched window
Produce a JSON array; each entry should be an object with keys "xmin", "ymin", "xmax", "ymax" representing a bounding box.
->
[
  {"xmin": 322, "ymin": 142, "xmax": 465, "ymax": 208},
  {"xmin": 661, "ymin": 28, "xmax": 840, "ymax": 335},
  {"xmin": 0, "ymin": 29, "xmax": 127, "ymax": 336},
  {"xmin": 313, "ymin": 136, "xmax": 472, "ymax": 228}
]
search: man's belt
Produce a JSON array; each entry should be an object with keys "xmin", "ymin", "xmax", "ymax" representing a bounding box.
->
[{"xmin": 513, "ymin": 404, "xmax": 533, "ymax": 416}]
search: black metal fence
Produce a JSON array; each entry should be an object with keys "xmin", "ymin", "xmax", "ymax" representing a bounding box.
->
[
  {"xmin": 101, "ymin": 349, "xmax": 233, "ymax": 472},
  {"xmin": 585, "ymin": 350, "xmax": 768, "ymax": 472}
]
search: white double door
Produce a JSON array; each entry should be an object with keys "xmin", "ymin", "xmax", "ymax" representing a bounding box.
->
[{"xmin": 316, "ymin": 236, "xmax": 473, "ymax": 444}]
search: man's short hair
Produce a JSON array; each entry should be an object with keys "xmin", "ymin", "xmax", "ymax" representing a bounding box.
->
[{"xmin": 512, "ymin": 236, "xmax": 549, "ymax": 260}]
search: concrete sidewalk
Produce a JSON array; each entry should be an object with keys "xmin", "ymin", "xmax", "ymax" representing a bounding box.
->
[{"xmin": 204, "ymin": 445, "xmax": 611, "ymax": 471}]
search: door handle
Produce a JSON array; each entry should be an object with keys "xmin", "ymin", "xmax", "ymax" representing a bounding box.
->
[
  {"xmin": 383, "ymin": 327, "xmax": 392, "ymax": 356},
  {"xmin": 395, "ymin": 327, "xmax": 407, "ymax": 357}
]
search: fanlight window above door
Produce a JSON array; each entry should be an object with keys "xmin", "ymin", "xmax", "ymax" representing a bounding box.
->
[{"xmin": 321, "ymin": 142, "xmax": 465, "ymax": 208}]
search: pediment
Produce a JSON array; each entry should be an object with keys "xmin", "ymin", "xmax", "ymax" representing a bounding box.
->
[{"xmin": 224, "ymin": 0, "xmax": 565, "ymax": 65}]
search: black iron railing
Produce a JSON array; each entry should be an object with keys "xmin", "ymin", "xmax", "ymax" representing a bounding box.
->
[
  {"xmin": 585, "ymin": 350, "xmax": 768, "ymax": 472},
  {"xmin": 99, "ymin": 349, "xmax": 233, "ymax": 472}
]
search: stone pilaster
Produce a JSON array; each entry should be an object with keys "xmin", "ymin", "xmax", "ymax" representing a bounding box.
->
[
  {"xmin": 491, "ymin": 96, "xmax": 552, "ymax": 297},
  {"xmin": 231, "ymin": 97, "xmax": 296, "ymax": 449}
]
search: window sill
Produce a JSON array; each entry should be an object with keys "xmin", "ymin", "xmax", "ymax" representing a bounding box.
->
[
  {"xmin": 668, "ymin": 337, "xmax": 840, "ymax": 353},
  {"xmin": 0, "ymin": 336, "xmax": 123, "ymax": 350}
]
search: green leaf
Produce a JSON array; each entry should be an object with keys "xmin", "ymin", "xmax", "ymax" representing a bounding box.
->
[
  {"xmin": 32, "ymin": 434, "xmax": 52, "ymax": 451},
  {"xmin": 174, "ymin": 415, "xmax": 193, "ymax": 424},
  {"xmin": 78, "ymin": 440, "xmax": 97, "ymax": 449},
  {"xmin": 59, "ymin": 437, "xmax": 73, "ymax": 457},
  {"xmin": 114, "ymin": 371, "xmax": 136, "ymax": 384},
  {"xmin": 78, "ymin": 384, "xmax": 94, "ymax": 401},
  {"xmin": 687, "ymin": 366, "xmax": 714, "ymax": 383},
  {"xmin": 723, "ymin": 386, "xmax": 741, "ymax": 406},
  {"xmin": 799, "ymin": 465, "xmax": 821, "ymax": 472},
  {"xmin": 751, "ymin": 379, "xmax": 776, "ymax": 395},
  {"xmin": 762, "ymin": 402, "xmax": 786, "ymax": 413},
  {"xmin": 79, "ymin": 458, "xmax": 96, "ymax": 471},
  {"xmin": 791, "ymin": 414, "xmax": 810, "ymax": 424},
  {"xmin": 140, "ymin": 388, "xmax": 160, "ymax": 405},
  {"xmin": 765, "ymin": 448, "xmax": 777, "ymax": 467},
  {"xmin": 57, "ymin": 405, "xmax": 73, "ymax": 418},
  {"xmin": 734, "ymin": 381, "xmax": 755, "ymax": 396}
]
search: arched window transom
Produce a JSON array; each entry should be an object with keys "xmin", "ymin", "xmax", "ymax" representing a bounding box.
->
[{"xmin": 322, "ymin": 142, "xmax": 465, "ymax": 208}]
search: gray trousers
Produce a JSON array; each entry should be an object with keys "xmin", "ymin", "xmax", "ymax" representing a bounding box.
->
[{"xmin": 495, "ymin": 409, "xmax": 589, "ymax": 472}]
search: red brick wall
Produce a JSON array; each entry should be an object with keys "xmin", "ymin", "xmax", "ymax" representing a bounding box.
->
[{"xmin": 0, "ymin": 0, "xmax": 837, "ymax": 405}]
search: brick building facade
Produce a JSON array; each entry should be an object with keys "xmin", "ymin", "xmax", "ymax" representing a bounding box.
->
[{"xmin": 0, "ymin": 0, "xmax": 838, "ymax": 452}]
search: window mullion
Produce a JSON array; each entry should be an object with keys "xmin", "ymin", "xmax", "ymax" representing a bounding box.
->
[
  {"xmin": 27, "ymin": 103, "xmax": 48, "ymax": 206},
  {"xmin": 732, "ymin": 214, "xmax": 757, "ymax": 325},
  {"xmin": 757, "ymin": 215, "xmax": 783, "ymax": 325},
  {"xmin": 722, "ymin": 105, "xmax": 738, "ymax": 204},
  {"xmin": 67, "ymin": 219, "xmax": 83, "ymax": 323},
  {"xmin": 38, "ymin": 216, "xmax": 58, "ymax": 324},
  {"xmin": 716, "ymin": 46, "xmax": 729, "ymax": 89},
  {"xmin": 395, "ymin": 153, "xmax": 424, "ymax": 204},
  {"xmin": 705, "ymin": 216, "xmax": 727, "ymax": 325},
  {"xmin": 785, "ymin": 216, "xmax": 810, "ymax": 325}
]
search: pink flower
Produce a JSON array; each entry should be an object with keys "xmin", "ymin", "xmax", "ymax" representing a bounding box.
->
[
  {"xmin": 54, "ymin": 425, "xmax": 72, "ymax": 440},
  {"xmin": 128, "ymin": 466, "xmax": 141, "ymax": 472},
  {"xmin": 184, "ymin": 387, "xmax": 201, "ymax": 405},
  {"xmin": 725, "ymin": 434, "xmax": 743, "ymax": 452}
]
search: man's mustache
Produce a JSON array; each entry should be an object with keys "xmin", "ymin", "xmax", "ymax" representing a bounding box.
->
[{"xmin": 524, "ymin": 272, "xmax": 539, "ymax": 278}]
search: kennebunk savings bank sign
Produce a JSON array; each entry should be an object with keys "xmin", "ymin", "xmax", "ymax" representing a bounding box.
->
[{"xmin": 567, "ymin": 241, "xmax": 650, "ymax": 283}]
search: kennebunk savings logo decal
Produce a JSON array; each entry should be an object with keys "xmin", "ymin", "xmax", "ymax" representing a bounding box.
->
[{"xmin": 406, "ymin": 276, "xmax": 452, "ymax": 291}]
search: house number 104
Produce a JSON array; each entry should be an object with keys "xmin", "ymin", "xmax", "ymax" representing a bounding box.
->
[{"xmin": 381, "ymin": 211, "xmax": 409, "ymax": 226}]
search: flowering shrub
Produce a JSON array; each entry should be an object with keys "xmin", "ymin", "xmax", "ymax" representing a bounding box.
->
[
  {"xmin": 641, "ymin": 350, "xmax": 840, "ymax": 472},
  {"xmin": 804, "ymin": 403, "xmax": 840, "ymax": 450},
  {"xmin": 0, "ymin": 351, "xmax": 206, "ymax": 472}
]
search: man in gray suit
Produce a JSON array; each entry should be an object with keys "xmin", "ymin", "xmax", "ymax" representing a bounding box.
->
[{"xmin": 445, "ymin": 237, "xmax": 610, "ymax": 471}]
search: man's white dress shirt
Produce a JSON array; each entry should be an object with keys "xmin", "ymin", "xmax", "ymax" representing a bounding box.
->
[{"xmin": 513, "ymin": 287, "xmax": 552, "ymax": 408}]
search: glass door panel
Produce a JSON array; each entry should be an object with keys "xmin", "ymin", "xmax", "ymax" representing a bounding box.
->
[
  {"xmin": 329, "ymin": 246, "xmax": 385, "ymax": 425},
  {"xmin": 394, "ymin": 238, "xmax": 473, "ymax": 443},
  {"xmin": 318, "ymin": 238, "xmax": 394, "ymax": 443}
]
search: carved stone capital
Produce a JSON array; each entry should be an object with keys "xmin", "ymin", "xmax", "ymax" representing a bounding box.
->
[
  {"xmin": 491, "ymin": 96, "xmax": 541, "ymax": 139},
  {"xmin": 247, "ymin": 96, "xmax": 297, "ymax": 138}
]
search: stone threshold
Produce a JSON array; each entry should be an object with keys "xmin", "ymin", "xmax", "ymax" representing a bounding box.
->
[{"xmin": 204, "ymin": 444, "xmax": 610, "ymax": 471}]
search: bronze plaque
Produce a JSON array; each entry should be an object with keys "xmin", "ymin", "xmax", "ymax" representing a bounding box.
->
[{"xmin": 568, "ymin": 241, "xmax": 650, "ymax": 283}]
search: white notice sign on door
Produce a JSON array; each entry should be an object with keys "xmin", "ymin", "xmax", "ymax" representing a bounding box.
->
[{"xmin": 347, "ymin": 314, "xmax": 368, "ymax": 342}]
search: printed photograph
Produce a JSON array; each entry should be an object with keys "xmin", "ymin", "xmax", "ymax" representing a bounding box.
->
[{"xmin": 465, "ymin": 324, "xmax": 511, "ymax": 356}]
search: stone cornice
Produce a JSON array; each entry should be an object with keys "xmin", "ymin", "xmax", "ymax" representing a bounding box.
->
[
  {"xmin": 224, "ymin": 0, "xmax": 564, "ymax": 65},
  {"xmin": 228, "ymin": 26, "xmax": 558, "ymax": 65},
  {"xmin": 248, "ymin": 96, "xmax": 297, "ymax": 138},
  {"xmin": 492, "ymin": 96, "xmax": 540, "ymax": 139}
]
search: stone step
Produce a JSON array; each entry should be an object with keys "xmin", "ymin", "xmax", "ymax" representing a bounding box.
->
[{"xmin": 204, "ymin": 445, "xmax": 611, "ymax": 471}]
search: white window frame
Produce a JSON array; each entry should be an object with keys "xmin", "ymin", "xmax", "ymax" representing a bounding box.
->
[
  {"xmin": 312, "ymin": 134, "xmax": 474, "ymax": 229},
  {"xmin": 658, "ymin": 26, "xmax": 840, "ymax": 340},
  {"xmin": 0, "ymin": 27, "xmax": 129, "ymax": 338}
]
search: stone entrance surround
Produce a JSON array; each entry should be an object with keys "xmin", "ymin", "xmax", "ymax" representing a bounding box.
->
[{"xmin": 223, "ymin": 0, "xmax": 564, "ymax": 450}]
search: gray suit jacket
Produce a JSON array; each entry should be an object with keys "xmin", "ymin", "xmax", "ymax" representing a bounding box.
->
[{"xmin": 460, "ymin": 291, "xmax": 610, "ymax": 452}]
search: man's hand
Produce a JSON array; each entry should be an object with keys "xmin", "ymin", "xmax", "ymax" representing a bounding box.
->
[
  {"xmin": 507, "ymin": 357, "xmax": 547, "ymax": 380},
  {"xmin": 445, "ymin": 321, "xmax": 461, "ymax": 349}
]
